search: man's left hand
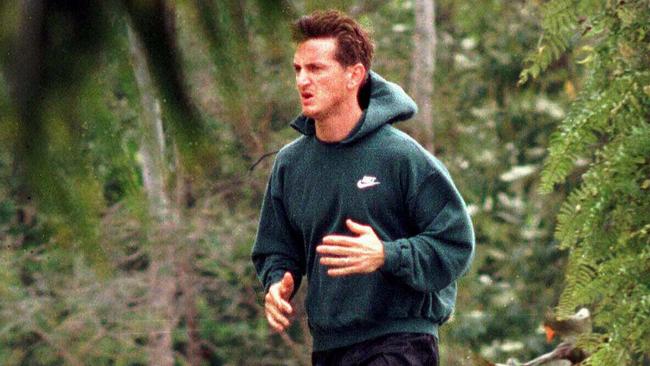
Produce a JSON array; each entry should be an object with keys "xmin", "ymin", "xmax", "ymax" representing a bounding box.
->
[{"xmin": 317, "ymin": 219, "xmax": 385, "ymax": 276}]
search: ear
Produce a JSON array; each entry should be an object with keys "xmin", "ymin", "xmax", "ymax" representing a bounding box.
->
[{"xmin": 346, "ymin": 63, "xmax": 367, "ymax": 90}]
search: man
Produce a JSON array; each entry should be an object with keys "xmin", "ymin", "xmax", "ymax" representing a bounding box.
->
[{"xmin": 252, "ymin": 10, "xmax": 474, "ymax": 366}]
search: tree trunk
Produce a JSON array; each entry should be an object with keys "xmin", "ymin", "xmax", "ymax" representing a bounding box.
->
[
  {"xmin": 128, "ymin": 24, "xmax": 177, "ymax": 366},
  {"xmin": 173, "ymin": 144, "xmax": 203, "ymax": 366},
  {"xmin": 409, "ymin": 0, "xmax": 436, "ymax": 152},
  {"xmin": 179, "ymin": 255, "xmax": 202, "ymax": 365}
]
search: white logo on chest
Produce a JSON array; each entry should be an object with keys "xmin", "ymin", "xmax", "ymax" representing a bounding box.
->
[{"xmin": 356, "ymin": 175, "xmax": 380, "ymax": 189}]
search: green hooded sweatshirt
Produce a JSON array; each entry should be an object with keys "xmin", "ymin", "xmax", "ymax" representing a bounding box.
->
[{"xmin": 252, "ymin": 71, "xmax": 475, "ymax": 352}]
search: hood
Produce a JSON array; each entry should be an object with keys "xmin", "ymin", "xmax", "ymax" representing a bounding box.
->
[{"xmin": 290, "ymin": 70, "xmax": 418, "ymax": 145}]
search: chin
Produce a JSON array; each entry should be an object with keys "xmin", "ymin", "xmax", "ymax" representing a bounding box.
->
[{"xmin": 301, "ymin": 107, "xmax": 321, "ymax": 119}]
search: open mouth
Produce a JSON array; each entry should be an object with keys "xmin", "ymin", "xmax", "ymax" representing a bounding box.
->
[{"xmin": 300, "ymin": 92, "xmax": 314, "ymax": 102}]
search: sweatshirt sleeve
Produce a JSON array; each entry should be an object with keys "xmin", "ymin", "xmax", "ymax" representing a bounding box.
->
[
  {"xmin": 380, "ymin": 170, "xmax": 475, "ymax": 293},
  {"xmin": 251, "ymin": 160, "xmax": 305, "ymax": 297}
]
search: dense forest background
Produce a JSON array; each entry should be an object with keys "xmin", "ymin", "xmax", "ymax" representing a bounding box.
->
[{"xmin": 0, "ymin": 0, "xmax": 647, "ymax": 365}]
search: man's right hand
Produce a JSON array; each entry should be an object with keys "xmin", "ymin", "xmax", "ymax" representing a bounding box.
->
[{"xmin": 264, "ymin": 272, "xmax": 294, "ymax": 333}]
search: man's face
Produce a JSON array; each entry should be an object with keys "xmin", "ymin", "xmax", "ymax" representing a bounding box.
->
[{"xmin": 293, "ymin": 37, "xmax": 351, "ymax": 120}]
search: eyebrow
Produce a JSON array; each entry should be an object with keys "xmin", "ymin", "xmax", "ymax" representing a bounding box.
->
[{"xmin": 293, "ymin": 62, "xmax": 327, "ymax": 68}]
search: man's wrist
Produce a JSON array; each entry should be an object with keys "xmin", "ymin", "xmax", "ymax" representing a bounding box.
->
[
  {"xmin": 377, "ymin": 240, "xmax": 387, "ymax": 269},
  {"xmin": 264, "ymin": 270, "xmax": 286, "ymax": 294}
]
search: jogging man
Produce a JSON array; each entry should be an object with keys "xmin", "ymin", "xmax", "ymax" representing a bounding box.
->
[{"xmin": 252, "ymin": 10, "xmax": 475, "ymax": 365}]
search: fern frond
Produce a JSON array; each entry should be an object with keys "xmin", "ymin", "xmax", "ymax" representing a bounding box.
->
[
  {"xmin": 519, "ymin": 0, "xmax": 579, "ymax": 84},
  {"xmin": 539, "ymin": 72, "xmax": 647, "ymax": 192},
  {"xmin": 531, "ymin": 2, "xmax": 650, "ymax": 363},
  {"xmin": 582, "ymin": 343, "xmax": 630, "ymax": 366},
  {"xmin": 555, "ymin": 252, "xmax": 598, "ymax": 317}
]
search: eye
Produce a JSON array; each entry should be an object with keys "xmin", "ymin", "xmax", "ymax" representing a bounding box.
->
[{"xmin": 293, "ymin": 65, "xmax": 301, "ymax": 73}]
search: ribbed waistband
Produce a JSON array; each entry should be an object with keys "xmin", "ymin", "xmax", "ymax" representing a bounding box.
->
[{"xmin": 311, "ymin": 318, "xmax": 439, "ymax": 352}]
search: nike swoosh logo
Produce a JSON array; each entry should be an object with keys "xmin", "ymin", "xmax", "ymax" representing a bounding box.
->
[{"xmin": 357, "ymin": 177, "xmax": 380, "ymax": 189}]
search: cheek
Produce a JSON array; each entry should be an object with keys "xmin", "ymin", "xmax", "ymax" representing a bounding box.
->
[{"xmin": 320, "ymin": 79, "xmax": 341, "ymax": 96}]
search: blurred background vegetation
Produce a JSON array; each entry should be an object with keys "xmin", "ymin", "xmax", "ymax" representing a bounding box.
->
[{"xmin": 0, "ymin": 0, "xmax": 647, "ymax": 365}]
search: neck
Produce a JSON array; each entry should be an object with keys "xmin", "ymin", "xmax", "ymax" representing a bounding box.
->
[{"xmin": 314, "ymin": 98, "xmax": 363, "ymax": 143}]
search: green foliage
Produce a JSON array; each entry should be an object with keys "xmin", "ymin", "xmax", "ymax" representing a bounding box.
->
[
  {"xmin": 4, "ymin": 0, "xmax": 645, "ymax": 364},
  {"xmin": 423, "ymin": 1, "xmax": 573, "ymax": 362},
  {"xmin": 3, "ymin": 2, "xmax": 307, "ymax": 364},
  {"xmin": 538, "ymin": 73, "xmax": 646, "ymax": 192},
  {"xmin": 519, "ymin": 0, "xmax": 576, "ymax": 84},
  {"xmin": 519, "ymin": 0, "xmax": 604, "ymax": 84},
  {"xmin": 521, "ymin": 0, "xmax": 650, "ymax": 364}
]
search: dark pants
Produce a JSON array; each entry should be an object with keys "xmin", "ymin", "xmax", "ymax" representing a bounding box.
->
[{"xmin": 312, "ymin": 333, "xmax": 439, "ymax": 366}]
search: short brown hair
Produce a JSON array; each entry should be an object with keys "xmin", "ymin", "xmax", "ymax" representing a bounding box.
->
[{"xmin": 292, "ymin": 10, "xmax": 374, "ymax": 72}]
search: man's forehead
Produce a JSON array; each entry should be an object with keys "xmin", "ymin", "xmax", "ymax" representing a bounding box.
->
[{"xmin": 293, "ymin": 38, "xmax": 338, "ymax": 63}]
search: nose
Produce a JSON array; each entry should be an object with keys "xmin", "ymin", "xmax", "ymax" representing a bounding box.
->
[{"xmin": 296, "ymin": 69, "xmax": 310, "ymax": 88}]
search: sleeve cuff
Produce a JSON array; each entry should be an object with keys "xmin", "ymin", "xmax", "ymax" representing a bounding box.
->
[
  {"xmin": 264, "ymin": 269, "xmax": 301, "ymax": 300},
  {"xmin": 381, "ymin": 239, "xmax": 403, "ymax": 275},
  {"xmin": 264, "ymin": 270, "xmax": 286, "ymax": 294}
]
